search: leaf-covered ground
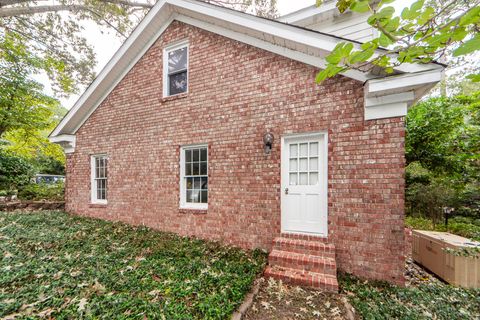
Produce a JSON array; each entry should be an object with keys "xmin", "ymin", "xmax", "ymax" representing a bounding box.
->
[
  {"xmin": 340, "ymin": 272, "xmax": 480, "ymax": 320},
  {"xmin": 0, "ymin": 211, "xmax": 266, "ymax": 319}
]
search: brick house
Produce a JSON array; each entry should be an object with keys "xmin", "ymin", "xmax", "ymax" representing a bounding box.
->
[{"xmin": 50, "ymin": 0, "xmax": 445, "ymax": 291}]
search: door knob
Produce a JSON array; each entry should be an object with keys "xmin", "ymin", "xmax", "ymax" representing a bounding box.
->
[{"xmin": 285, "ymin": 188, "xmax": 289, "ymax": 195}]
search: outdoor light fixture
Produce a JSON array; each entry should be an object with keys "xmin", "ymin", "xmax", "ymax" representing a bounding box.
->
[{"xmin": 263, "ymin": 132, "xmax": 274, "ymax": 154}]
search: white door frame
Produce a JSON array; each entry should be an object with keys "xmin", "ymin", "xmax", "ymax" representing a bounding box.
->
[{"xmin": 280, "ymin": 131, "xmax": 329, "ymax": 236}]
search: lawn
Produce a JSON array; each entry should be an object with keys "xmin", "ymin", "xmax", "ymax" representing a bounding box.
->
[{"xmin": 0, "ymin": 211, "xmax": 266, "ymax": 319}]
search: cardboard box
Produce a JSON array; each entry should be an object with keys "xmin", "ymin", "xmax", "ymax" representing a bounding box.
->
[{"xmin": 412, "ymin": 230, "xmax": 480, "ymax": 288}]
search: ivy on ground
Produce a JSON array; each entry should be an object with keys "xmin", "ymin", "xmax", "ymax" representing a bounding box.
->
[
  {"xmin": 0, "ymin": 211, "xmax": 267, "ymax": 319},
  {"xmin": 339, "ymin": 273, "xmax": 480, "ymax": 320}
]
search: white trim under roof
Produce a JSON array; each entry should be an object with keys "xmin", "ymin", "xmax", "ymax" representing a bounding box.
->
[{"xmin": 49, "ymin": 0, "xmax": 445, "ymax": 153}]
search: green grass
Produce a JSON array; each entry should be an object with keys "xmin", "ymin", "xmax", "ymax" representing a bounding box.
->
[
  {"xmin": 0, "ymin": 211, "xmax": 267, "ymax": 319},
  {"xmin": 405, "ymin": 216, "xmax": 480, "ymax": 241},
  {"xmin": 339, "ymin": 274, "xmax": 480, "ymax": 320}
]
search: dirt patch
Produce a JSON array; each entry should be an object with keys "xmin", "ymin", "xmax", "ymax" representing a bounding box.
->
[{"xmin": 243, "ymin": 277, "xmax": 356, "ymax": 320}]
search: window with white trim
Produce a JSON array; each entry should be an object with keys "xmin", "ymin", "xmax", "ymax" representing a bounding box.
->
[
  {"xmin": 91, "ymin": 155, "xmax": 108, "ymax": 204},
  {"xmin": 163, "ymin": 41, "xmax": 188, "ymax": 97},
  {"xmin": 180, "ymin": 145, "xmax": 208, "ymax": 209}
]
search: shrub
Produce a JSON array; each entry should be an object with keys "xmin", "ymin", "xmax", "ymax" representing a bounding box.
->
[
  {"xmin": 0, "ymin": 150, "xmax": 35, "ymax": 190},
  {"xmin": 17, "ymin": 181, "xmax": 64, "ymax": 201},
  {"xmin": 406, "ymin": 216, "xmax": 480, "ymax": 241}
]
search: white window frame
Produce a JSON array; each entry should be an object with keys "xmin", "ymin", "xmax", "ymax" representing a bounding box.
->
[
  {"xmin": 180, "ymin": 144, "xmax": 208, "ymax": 210},
  {"xmin": 163, "ymin": 40, "xmax": 189, "ymax": 98},
  {"xmin": 90, "ymin": 154, "xmax": 108, "ymax": 204}
]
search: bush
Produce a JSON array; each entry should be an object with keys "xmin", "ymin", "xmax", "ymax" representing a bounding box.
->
[
  {"xmin": 406, "ymin": 216, "xmax": 480, "ymax": 241},
  {"xmin": 0, "ymin": 150, "xmax": 35, "ymax": 190},
  {"xmin": 17, "ymin": 182, "xmax": 64, "ymax": 201}
]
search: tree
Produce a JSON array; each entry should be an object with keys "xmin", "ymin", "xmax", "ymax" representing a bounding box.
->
[
  {"xmin": 405, "ymin": 92, "xmax": 480, "ymax": 218},
  {"xmin": 315, "ymin": 0, "xmax": 480, "ymax": 84},
  {"xmin": 0, "ymin": 32, "xmax": 59, "ymax": 138}
]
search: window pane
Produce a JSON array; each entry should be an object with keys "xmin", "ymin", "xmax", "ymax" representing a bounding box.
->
[
  {"xmin": 310, "ymin": 142, "xmax": 318, "ymax": 156},
  {"xmin": 186, "ymin": 177, "xmax": 193, "ymax": 189},
  {"xmin": 289, "ymin": 144, "xmax": 298, "ymax": 158},
  {"xmin": 299, "ymin": 143, "xmax": 308, "ymax": 157},
  {"xmin": 309, "ymin": 172, "xmax": 318, "ymax": 185},
  {"xmin": 299, "ymin": 173, "xmax": 308, "ymax": 185},
  {"xmin": 101, "ymin": 188, "xmax": 106, "ymax": 200},
  {"xmin": 200, "ymin": 162, "xmax": 207, "ymax": 175},
  {"xmin": 186, "ymin": 162, "xmax": 192, "ymax": 176},
  {"xmin": 193, "ymin": 149, "xmax": 199, "ymax": 162},
  {"xmin": 289, "ymin": 173, "xmax": 297, "ymax": 186},
  {"xmin": 192, "ymin": 162, "xmax": 199, "ymax": 175},
  {"xmin": 186, "ymin": 149, "xmax": 192, "ymax": 162},
  {"xmin": 201, "ymin": 177, "xmax": 208, "ymax": 190},
  {"xmin": 310, "ymin": 157, "xmax": 318, "ymax": 171},
  {"xmin": 200, "ymin": 191, "xmax": 208, "ymax": 203},
  {"xmin": 186, "ymin": 190, "xmax": 194, "ymax": 203},
  {"xmin": 168, "ymin": 47, "xmax": 187, "ymax": 73},
  {"xmin": 169, "ymin": 71, "xmax": 187, "ymax": 95},
  {"xmin": 200, "ymin": 148, "xmax": 207, "ymax": 161},
  {"xmin": 193, "ymin": 177, "xmax": 201, "ymax": 190},
  {"xmin": 289, "ymin": 159, "xmax": 297, "ymax": 172},
  {"xmin": 299, "ymin": 158, "xmax": 308, "ymax": 171}
]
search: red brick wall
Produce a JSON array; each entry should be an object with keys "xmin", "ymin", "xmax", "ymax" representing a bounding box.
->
[{"xmin": 66, "ymin": 21, "xmax": 405, "ymax": 283}]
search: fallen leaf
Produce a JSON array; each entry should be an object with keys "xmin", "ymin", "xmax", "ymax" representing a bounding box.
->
[{"xmin": 78, "ymin": 298, "xmax": 88, "ymax": 312}]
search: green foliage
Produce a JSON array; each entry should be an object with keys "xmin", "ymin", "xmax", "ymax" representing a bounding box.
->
[
  {"xmin": 339, "ymin": 273, "xmax": 480, "ymax": 320},
  {"xmin": 17, "ymin": 182, "xmax": 65, "ymax": 201},
  {"xmin": 405, "ymin": 93, "xmax": 480, "ymax": 222},
  {"xmin": 0, "ymin": 211, "xmax": 267, "ymax": 319},
  {"xmin": 0, "ymin": 150, "xmax": 34, "ymax": 191},
  {"xmin": 405, "ymin": 216, "xmax": 480, "ymax": 241},
  {"xmin": 316, "ymin": 0, "xmax": 480, "ymax": 83}
]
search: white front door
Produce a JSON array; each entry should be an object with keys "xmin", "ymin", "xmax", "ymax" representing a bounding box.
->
[{"xmin": 281, "ymin": 133, "xmax": 328, "ymax": 236}]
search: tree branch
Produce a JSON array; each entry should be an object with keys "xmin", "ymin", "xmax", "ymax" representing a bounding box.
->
[{"xmin": 0, "ymin": 1, "xmax": 152, "ymax": 17}]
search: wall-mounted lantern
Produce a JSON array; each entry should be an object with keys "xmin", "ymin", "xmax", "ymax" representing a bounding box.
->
[{"xmin": 263, "ymin": 132, "xmax": 274, "ymax": 155}]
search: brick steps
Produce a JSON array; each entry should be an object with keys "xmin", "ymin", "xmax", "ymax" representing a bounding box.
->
[
  {"xmin": 265, "ymin": 235, "xmax": 338, "ymax": 292},
  {"xmin": 264, "ymin": 266, "xmax": 338, "ymax": 292}
]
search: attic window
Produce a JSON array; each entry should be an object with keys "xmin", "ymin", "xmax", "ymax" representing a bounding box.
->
[{"xmin": 163, "ymin": 41, "xmax": 189, "ymax": 97}]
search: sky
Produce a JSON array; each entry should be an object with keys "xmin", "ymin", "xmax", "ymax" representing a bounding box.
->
[{"xmin": 50, "ymin": 0, "xmax": 316, "ymax": 109}]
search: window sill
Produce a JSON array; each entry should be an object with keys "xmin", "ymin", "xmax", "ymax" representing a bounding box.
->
[
  {"xmin": 161, "ymin": 92, "xmax": 188, "ymax": 102},
  {"xmin": 178, "ymin": 207, "xmax": 207, "ymax": 215},
  {"xmin": 90, "ymin": 203, "xmax": 108, "ymax": 208}
]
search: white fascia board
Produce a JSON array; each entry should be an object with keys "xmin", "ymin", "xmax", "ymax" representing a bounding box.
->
[
  {"xmin": 365, "ymin": 102, "xmax": 408, "ymax": 121},
  {"xmin": 365, "ymin": 91, "xmax": 414, "ymax": 107},
  {"xmin": 176, "ymin": 15, "xmax": 368, "ymax": 82},
  {"xmin": 366, "ymin": 69, "xmax": 444, "ymax": 94}
]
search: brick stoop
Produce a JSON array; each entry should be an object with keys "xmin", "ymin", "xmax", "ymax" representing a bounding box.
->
[{"xmin": 264, "ymin": 235, "xmax": 339, "ymax": 292}]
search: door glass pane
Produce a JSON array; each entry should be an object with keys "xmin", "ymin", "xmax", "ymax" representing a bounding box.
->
[
  {"xmin": 289, "ymin": 173, "xmax": 297, "ymax": 186},
  {"xmin": 289, "ymin": 144, "xmax": 298, "ymax": 158},
  {"xmin": 310, "ymin": 142, "xmax": 318, "ymax": 156},
  {"xmin": 289, "ymin": 159, "xmax": 297, "ymax": 172},
  {"xmin": 309, "ymin": 157, "xmax": 318, "ymax": 171},
  {"xmin": 299, "ymin": 158, "xmax": 308, "ymax": 171},
  {"xmin": 309, "ymin": 172, "xmax": 318, "ymax": 185},
  {"xmin": 299, "ymin": 173, "xmax": 308, "ymax": 185},
  {"xmin": 299, "ymin": 143, "xmax": 308, "ymax": 157}
]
